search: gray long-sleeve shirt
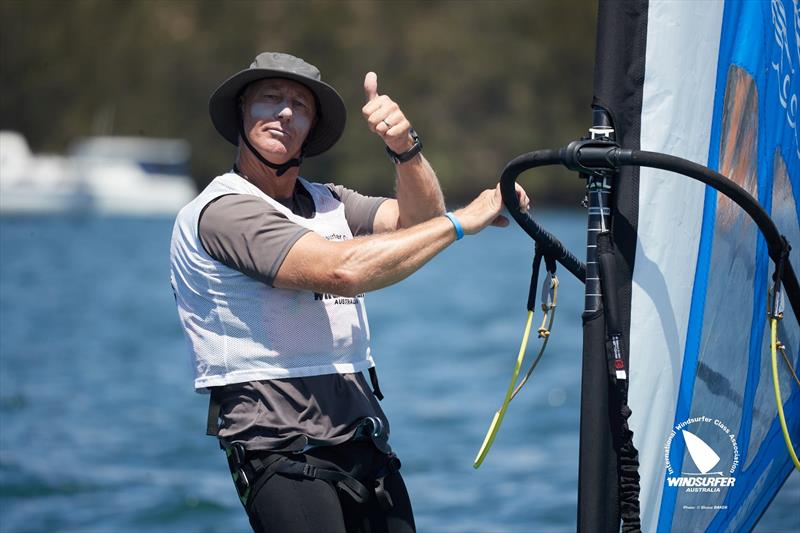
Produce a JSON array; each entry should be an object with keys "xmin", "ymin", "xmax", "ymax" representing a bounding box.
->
[{"xmin": 198, "ymin": 178, "xmax": 390, "ymax": 451}]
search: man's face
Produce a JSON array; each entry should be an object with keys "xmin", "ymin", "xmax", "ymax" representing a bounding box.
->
[{"xmin": 240, "ymin": 78, "xmax": 317, "ymax": 162}]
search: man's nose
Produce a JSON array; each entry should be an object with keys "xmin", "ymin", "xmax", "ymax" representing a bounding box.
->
[{"xmin": 276, "ymin": 103, "xmax": 292, "ymax": 120}]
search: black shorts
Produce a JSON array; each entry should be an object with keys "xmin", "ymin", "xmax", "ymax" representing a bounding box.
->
[{"xmin": 231, "ymin": 440, "xmax": 416, "ymax": 533}]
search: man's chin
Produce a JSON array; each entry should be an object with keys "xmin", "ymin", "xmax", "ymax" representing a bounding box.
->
[{"xmin": 254, "ymin": 143, "xmax": 297, "ymax": 164}]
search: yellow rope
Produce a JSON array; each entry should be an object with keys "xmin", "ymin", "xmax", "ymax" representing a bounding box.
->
[
  {"xmin": 473, "ymin": 310, "xmax": 534, "ymax": 469},
  {"xmin": 770, "ymin": 317, "xmax": 800, "ymax": 471},
  {"xmin": 474, "ymin": 275, "xmax": 559, "ymax": 469},
  {"xmin": 511, "ymin": 301, "xmax": 557, "ymax": 401}
]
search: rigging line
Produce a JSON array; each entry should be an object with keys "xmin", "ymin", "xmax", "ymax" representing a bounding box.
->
[
  {"xmin": 511, "ymin": 275, "xmax": 558, "ymax": 400},
  {"xmin": 473, "ymin": 310, "xmax": 534, "ymax": 469},
  {"xmin": 770, "ymin": 317, "xmax": 800, "ymax": 471},
  {"xmin": 778, "ymin": 342, "xmax": 800, "ymax": 389},
  {"xmin": 474, "ymin": 271, "xmax": 559, "ymax": 468}
]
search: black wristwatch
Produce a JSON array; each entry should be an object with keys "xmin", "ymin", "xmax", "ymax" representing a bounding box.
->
[{"xmin": 386, "ymin": 128, "xmax": 423, "ymax": 164}]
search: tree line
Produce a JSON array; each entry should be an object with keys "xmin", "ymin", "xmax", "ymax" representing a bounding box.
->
[{"xmin": 1, "ymin": 0, "xmax": 597, "ymax": 205}]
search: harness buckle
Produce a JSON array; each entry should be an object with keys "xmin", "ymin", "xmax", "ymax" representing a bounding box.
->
[
  {"xmin": 302, "ymin": 464, "xmax": 318, "ymax": 478},
  {"xmin": 222, "ymin": 442, "xmax": 252, "ymax": 505},
  {"xmin": 233, "ymin": 467, "xmax": 251, "ymax": 503},
  {"xmin": 226, "ymin": 460, "xmax": 251, "ymax": 505},
  {"xmin": 354, "ymin": 417, "xmax": 392, "ymax": 454},
  {"xmin": 232, "ymin": 443, "xmax": 247, "ymax": 468}
]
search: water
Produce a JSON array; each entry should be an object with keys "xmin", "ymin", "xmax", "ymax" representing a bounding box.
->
[{"xmin": 0, "ymin": 213, "xmax": 797, "ymax": 532}]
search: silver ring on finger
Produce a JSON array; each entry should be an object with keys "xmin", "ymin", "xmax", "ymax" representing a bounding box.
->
[{"xmin": 382, "ymin": 119, "xmax": 392, "ymax": 128}]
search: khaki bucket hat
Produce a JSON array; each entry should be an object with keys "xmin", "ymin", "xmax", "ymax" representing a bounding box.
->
[{"xmin": 209, "ymin": 52, "xmax": 347, "ymax": 157}]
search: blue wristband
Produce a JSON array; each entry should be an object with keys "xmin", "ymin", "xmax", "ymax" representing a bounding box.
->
[{"xmin": 444, "ymin": 212, "xmax": 464, "ymax": 240}]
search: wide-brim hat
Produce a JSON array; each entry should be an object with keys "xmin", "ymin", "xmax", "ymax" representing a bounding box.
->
[{"xmin": 209, "ymin": 52, "xmax": 346, "ymax": 157}]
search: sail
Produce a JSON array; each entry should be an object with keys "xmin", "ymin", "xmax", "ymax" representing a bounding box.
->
[{"xmin": 589, "ymin": 0, "xmax": 800, "ymax": 531}]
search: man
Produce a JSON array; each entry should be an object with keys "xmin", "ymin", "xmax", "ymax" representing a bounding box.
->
[{"xmin": 170, "ymin": 52, "xmax": 529, "ymax": 532}]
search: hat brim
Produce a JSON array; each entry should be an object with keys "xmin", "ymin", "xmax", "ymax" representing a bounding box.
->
[{"xmin": 209, "ymin": 68, "xmax": 346, "ymax": 157}]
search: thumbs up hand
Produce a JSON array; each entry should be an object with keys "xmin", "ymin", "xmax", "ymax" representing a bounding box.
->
[{"xmin": 362, "ymin": 72, "xmax": 415, "ymax": 156}]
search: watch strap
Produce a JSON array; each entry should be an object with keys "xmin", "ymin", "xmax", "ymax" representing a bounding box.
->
[{"xmin": 386, "ymin": 128, "xmax": 423, "ymax": 164}]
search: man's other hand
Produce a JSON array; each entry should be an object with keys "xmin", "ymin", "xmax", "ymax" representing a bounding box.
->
[{"xmin": 455, "ymin": 183, "xmax": 531, "ymax": 235}]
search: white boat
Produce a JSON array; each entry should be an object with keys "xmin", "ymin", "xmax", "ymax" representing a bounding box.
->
[
  {"xmin": 0, "ymin": 131, "xmax": 197, "ymax": 216},
  {"xmin": 0, "ymin": 131, "xmax": 90, "ymax": 214},
  {"xmin": 69, "ymin": 136, "xmax": 197, "ymax": 215}
]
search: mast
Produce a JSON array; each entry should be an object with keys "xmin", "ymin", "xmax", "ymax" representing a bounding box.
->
[
  {"xmin": 577, "ymin": 1, "xmax": 647, "ymax": 530},
  {"xmin": 576, "ymin": 107, "xmax": 621, "ymax": 532}
]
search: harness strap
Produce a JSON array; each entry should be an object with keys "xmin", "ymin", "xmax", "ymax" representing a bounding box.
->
[
  {"xmin": 276, "ymin": 460, "xmax": 372, "ymax": 503},
  {"xmin": 373, "ymin": 453, "xmax": 402, "ymax": 510},
  {"xmin": 221, "ymin": 415, "xmax": 399, "ymax": 509},
  {"xmin": 374, "ymin": 476, "xmax": 393, "ymax": 510},
  {"xmin": 228, "ymin": 448, "xmax": 370, "ymax": 508},
  {"xmin": 228, "ymin": 445, "xmax": 400, "ymax": 509},
  {"xmin": 369, "ymin": 367, "xmax": 385, "ymax": 401},
  {"xmin": 241, "ymin": 454, "xmax": 285, "ymax": 507}
]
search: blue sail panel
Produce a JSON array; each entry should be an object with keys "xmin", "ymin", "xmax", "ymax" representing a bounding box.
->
[{"xmin": 617, "ymin": 1, "xmax": 800, "ymax": 531}]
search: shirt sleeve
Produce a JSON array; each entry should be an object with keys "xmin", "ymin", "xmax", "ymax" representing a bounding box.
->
[
  {"xmin": 198, "ymin": 194, "xmax": 311, "ymax": 286},
  {"xmin": 326, "ymin": 184, "xmax": 389, "ymax": 236}
]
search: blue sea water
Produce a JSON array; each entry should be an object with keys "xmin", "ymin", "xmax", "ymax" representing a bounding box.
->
[{"xmin": 0, "ymin": 213, "xmax": 797, "ymax": 533}]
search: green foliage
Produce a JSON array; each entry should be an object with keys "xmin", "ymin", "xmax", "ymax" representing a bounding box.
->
[{"xmin": 1, "ymin": 0, "xmax": 596, "ymax": 205}]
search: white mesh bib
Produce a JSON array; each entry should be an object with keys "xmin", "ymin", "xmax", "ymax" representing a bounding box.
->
[{"xmin": 170, "ymin": 172, "xmax": 374, "ymax": 390}]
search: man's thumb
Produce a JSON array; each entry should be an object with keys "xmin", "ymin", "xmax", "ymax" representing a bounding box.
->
[{"xmin": 364, "ymin": 72, "xmax": 378, "ymax": 102}]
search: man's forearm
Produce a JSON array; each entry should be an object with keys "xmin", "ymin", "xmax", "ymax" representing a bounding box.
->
[
  {"xmin": 275, "ymin": 183, "xmax": 522, "ymax": 297},
  {"xmin": 394, "ymin": 154, "xmax": 446, "ymax": 228},
  {"xmin": 334, "ymin": 214, "xmax": 455, "ymax": 295},
  {"xmin": 275, "ymin": 214, "xmax": 458, "ymax": 297}
]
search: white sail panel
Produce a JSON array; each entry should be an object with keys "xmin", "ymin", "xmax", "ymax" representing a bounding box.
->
[{"xmin": 628, "ymin": 3, "xmax": 725, "ymax": 531}]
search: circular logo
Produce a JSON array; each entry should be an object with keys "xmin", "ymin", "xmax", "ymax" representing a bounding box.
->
[{"xmin": 663, "ymin": 416, "xmax": 739, "ymax": 501}]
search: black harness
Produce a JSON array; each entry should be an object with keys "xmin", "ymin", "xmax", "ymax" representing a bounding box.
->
[
  {"xmin": 220, "ymin": 417, "xmax": 401, "ymax": 512},
  {"xmin": 206, "ymin": 368, "xmax": 394, "ymax": 512}
]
